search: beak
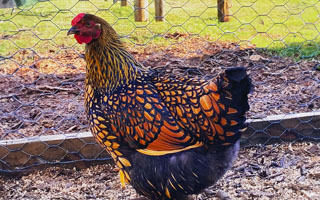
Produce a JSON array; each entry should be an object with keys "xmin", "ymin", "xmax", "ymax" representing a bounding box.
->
[{"xmin": 67, "ymin": 26, "xmax": 79, "ymax": 36}]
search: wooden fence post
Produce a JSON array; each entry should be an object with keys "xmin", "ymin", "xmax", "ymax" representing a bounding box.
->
[
  {"xmin": 217, "ymin": 0, "xmax": 232, "ymax": 22},
  {"xmin": 121, "ymin": 0, "xmax": 128, "ymax": 6},
  {"xmin": 155, "ymin": 0, "xmax": 164, "ymax": 21},
  {"xmin": 134, "ymin": 0, "xmax": 149, "ymax": 22}
]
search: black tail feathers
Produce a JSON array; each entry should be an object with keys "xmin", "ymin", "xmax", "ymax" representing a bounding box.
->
[
  {"xmin": 225, "ymin": 67, "xmax": 248, "ymax": 82},
  {"xmin": 219, "ymin": 67, "xmax": 252, "ymax": 114}
]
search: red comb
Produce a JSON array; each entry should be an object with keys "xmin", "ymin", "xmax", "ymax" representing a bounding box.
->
[{"xmin": 71, "ymin": 13, "xmax": 85, "ymax": 26}]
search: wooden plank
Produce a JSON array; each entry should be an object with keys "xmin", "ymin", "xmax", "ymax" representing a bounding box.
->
[
  {"xmin": 155, "ymin": 0, "xmax": 164, "ymax": 21},
  {"xmin": 134, "ymin": 0, "xmax": 149, "ymax": 22},
  {"xmin": 0, "ymin": 111, "xmax": 319, "ymax": 172},
  {"xmin": 241, "ymin": 111, "xmax": 320, "ymax": 147},
  {"xmin": 217, "ymin": 0, "xmax": 232, "ymax": 22},
  {"xmin": 0, "ymin": 132, "xmax": 109, "ymax": 172}
]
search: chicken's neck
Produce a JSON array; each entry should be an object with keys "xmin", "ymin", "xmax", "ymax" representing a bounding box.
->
[{"xmin": 85, "ymin": 39, "xmax": 141, "ymax": 93}]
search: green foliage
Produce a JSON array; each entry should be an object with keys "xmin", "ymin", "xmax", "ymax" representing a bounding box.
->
[{"xmin": 0, "ymin": 0, "xmax": 319, "ymax": 59}]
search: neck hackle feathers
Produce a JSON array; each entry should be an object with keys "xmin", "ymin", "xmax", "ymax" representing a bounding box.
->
[{"xmin": 71, "ymin": 13, "xmax": 140, "ymax": 92}]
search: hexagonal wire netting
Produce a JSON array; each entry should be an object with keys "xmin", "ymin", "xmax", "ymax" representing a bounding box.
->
[{"xmin": 0, "ymin": 0, "xmax": 319, "ymax": 173}]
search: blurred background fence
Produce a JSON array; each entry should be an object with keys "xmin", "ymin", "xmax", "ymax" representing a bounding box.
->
[{"xmin": 0, "ymin": 0, "xmax": 319, "ymax": 173}]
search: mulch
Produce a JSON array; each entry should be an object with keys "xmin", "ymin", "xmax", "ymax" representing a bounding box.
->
[
  {"xmin": 0, "ymin": 37, "xmax": 319, "ymax": 140},
  {"xmin": 0, "ymin": 142, "xmax": 319, "ymax": 199},
  {"xmin": 0, "ymin": 37, "xmax": 319, "ymax": 200}
]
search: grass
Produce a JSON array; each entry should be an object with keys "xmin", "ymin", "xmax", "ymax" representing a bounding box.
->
[{"xmin": 0, "ymin": 0, "xmax": 320, "ymax": 59}]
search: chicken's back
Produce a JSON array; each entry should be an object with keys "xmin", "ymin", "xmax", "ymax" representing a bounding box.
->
[{"xmin": 151, "ymin": 67, "xmax": 251, "ymax": 146}]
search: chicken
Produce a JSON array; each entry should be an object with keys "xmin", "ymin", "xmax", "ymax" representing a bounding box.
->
[{"xmin": 68, "ymin": 13, "xmax": 251, "ymax": 200}]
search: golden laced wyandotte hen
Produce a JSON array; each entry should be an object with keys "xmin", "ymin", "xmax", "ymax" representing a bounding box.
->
[{"xmin": 68, "ymin": 13, "xmax": 252, "ymax": 200}]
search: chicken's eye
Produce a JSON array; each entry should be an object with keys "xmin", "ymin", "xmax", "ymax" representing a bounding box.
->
[{"xmin": 86, "ymin": 22, "xmax": 91, "ymax": 27}]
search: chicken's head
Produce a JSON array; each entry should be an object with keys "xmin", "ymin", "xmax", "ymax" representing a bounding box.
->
[{"xmin": 68, "ymin": 13, "xmax": 101, "ymax": 44}]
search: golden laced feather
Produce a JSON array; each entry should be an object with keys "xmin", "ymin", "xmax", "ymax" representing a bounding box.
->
[{"xmin": 84, "ymin": 20, "xmax": 142, "ymax": 92}]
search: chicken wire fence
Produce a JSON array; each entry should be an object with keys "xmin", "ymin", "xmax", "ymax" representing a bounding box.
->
[{"xmin": 0, "ymin": 0, "xmax": 319, "ymax": 173}]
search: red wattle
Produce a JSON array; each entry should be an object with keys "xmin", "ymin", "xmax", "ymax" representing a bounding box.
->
[{"xmin": 75, "ymin": 35, "xmax": 92, "ymax": 44}]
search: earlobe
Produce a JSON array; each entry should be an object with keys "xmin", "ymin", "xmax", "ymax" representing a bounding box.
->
[{"xmin": 94, "ymin": 24, "xmax": 102, "ymax": 39}]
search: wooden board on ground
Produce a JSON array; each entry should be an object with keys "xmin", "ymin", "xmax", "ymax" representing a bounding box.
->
[{"xmin": 0, "ymin": 111, "xmax": 319, "ymax": 172}]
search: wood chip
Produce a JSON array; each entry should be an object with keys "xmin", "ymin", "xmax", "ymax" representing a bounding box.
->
[{"xmin": 216, "ymin": 189, "xmax": 231, "ymax": 200}]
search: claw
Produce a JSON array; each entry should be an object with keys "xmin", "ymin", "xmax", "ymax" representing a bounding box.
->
[{"xmin": 113, "ymin": 167, "xmax": 120, "ymax": 172}]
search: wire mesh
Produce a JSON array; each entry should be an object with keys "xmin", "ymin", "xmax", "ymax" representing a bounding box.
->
[{"xmin": 0, "ymin": 0, "xmax": 319, "ymax": 173}]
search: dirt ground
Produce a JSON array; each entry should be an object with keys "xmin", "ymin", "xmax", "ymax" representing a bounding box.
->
[
  {"xmin": 0, "ymin": 37, "xmax": 319, "ymax": 140},
  {"xmin": 0, "ymin": 37, "xmax": 319, "ymax": 199},
  {"xmin": 0, "ymin": 142, "xmax": 319, "ymax": 200}
]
